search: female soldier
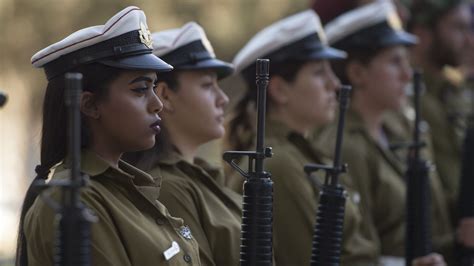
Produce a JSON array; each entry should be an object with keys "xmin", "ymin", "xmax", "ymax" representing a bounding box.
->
[
  {"xmin": 315, "ymin": 1, "xmax": 452, "ymax": 264},
  {"xmin": 227, "ymin": 7, "xmax": 446, "ymax": 266},
  {"xmin": 123, "ymin": 22, "xmax": 242, "ymax": 266},
  {"xmin": 226, "ymin": 9, "xmax": 381, "ymax": 265},
  {"xmin": 16, "ymin": 7, "xmax": 201, "ymax": 266}
]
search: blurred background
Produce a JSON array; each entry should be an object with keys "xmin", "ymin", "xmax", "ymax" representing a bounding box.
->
[{"xmin": 0, "ymin": 0, "xmax": 311, "ymax": 264}]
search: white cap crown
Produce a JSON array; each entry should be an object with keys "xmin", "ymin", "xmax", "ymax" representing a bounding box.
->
[
  {"xmin": 325, "ymin": 0, "xmax": 405, "ymax": 45},
  {"xmin": 32, "ymin": 6, "xmax": 151, "ymax": 67},
  {"xmin": 233, "ymin": 10, "xmax": 328, "ymax": 74},
  {"xmin": 152, "ymin": 22, "xmax": 215, "ymax": 58}
]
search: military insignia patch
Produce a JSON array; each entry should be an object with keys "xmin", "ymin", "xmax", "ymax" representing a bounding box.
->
[
  {"xmin": 139, "ymin": 22, "xmax": 153, "ymax": 49},
  {"xmin": 179, "ymin": 225, "xmax": 193, "ymax": 240}
]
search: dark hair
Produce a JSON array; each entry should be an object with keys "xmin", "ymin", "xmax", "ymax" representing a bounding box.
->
[
  {"xmin": 225, "ymin": 59, "xmax": 306, "ymax": 152},
  {"xmin": 406, "ymin": 1, "xmax": 464, "ymax": 31},
  {"xmin": 330, "ymin": 47, "xmax": 384, "ymax": 85},
  {"xmin": 122, "ymin": 71, "xmax": 179, "ymax": 171},
  {"xmin": 15, "ymin": 63, "xmax": 122, "ymax": 266}
]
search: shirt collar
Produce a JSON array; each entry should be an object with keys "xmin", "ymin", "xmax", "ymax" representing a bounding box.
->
[
  {"xmin": 157, "ymin": 148, "xmax": 226, "ymax": 183},
  {"xmin": 69, "ymin": 149, "xmax": 157, "ymax": 185},
  {"xmin": 265, "ymin": 119, "xmax": 295, "ymax": 141},
  {"xmin": 423, "ymin": 66, "xmax": 463, "ymax": 100}
]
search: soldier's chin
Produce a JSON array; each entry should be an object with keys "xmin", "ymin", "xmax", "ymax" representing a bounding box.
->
[
  {"xmin": 130, "ymin": 137, "xmax": 156, "ymax": 152},
  {"xmin": 320, "ymin": 112, "xmax": 336, "ymax": 126}
]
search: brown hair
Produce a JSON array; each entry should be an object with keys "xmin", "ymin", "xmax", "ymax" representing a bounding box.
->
[{"xmin": 225, "ymin": 59, "xmax": 307, "ymax": 152}]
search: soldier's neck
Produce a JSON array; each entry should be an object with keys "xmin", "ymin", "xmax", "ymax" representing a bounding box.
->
[
  {"xmin": 268, "ymin": 107, "xmax": 314, "ymax": 137},
  {"xmin": 88, "ymin": 139, "xmax": 121, "ymax": 168},
  {"xmin": 411, "ymin": 47, "xmax": 443, "ymax": 76},
  {"xmin": 352, "ymin": 94, "xmax": 384, "ymax": 142},
  {"xmin": 169, "ymin": 136, "xmax": 198, "ymax": 164}
]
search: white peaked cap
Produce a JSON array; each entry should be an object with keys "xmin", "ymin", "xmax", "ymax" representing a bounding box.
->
[
  {"xmin": 152, "ymin": 22, "xmax": 215, "ymax": 57},
  {"xmin": 325, "ymin": 0, "xmax": 417, "ymax": 48},
  {"xmin": 151, "ymin": 22, "xmax": 233, "ymax": 79},
  {"xmin": 31, "ymin": 6, "xmax": 172, "ymax": 80},
  {"xmin": 233, "ymin": 9, "xmax": 346, "ymax": 74}
]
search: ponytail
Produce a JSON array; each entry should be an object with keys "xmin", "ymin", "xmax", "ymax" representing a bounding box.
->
[
  {"xmin": 15, "ymin": 63, "xmax": 121, "ymax": 266},
  {"xmin": 226, "ymin": 88, "xmax": 257, "ymax": 152},
  {"xmin": 225, "ymin": 59, "xmax": 306, "ymax": 153}
]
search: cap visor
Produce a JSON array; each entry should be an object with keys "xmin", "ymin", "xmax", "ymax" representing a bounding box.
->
[
  {"xmin": 99, "ymin": 53, "xmax": 173, "ymax": 72},
  {"xmin": 380, "ymin": 31, "xmax": 418, "ymax": 47},
  {"xmin": 176, "ymin": 58, "xmax": 234, "ymax": 79},
  {"xmin": 308, "ymin": 46, "xmax": 347, "ymax": 60}
]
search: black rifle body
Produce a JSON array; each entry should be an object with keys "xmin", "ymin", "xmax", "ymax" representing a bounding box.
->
[
  {"xmin": 304, "ymin": 85, "xmax": 352, "ymax": 266},
  {"xmin": 405, "ymin": 70, "xmax": 432, "ymax": 265},
  {"xmin": 223, "ymin": 59, "xmax": 273, "ymax": 266},
  {"xmin": 457, "ymin": 110, "xmax": 474, "ymax": 265},
  {"xmin": 35, "ymin": 73, "xmax": 95, "ymax": 266}
]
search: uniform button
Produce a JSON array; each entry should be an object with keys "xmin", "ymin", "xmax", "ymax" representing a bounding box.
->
[
  {"xmin": 183, "ymin": 254, "xmax": 192, "ymax": 263},
  {"xmin": 155, "ymin": 217, "xmax": 166, "ymax": 225}
]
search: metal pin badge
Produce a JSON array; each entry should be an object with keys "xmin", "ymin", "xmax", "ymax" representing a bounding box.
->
[
  {"xmin": 179, "ymin": 225, "xmax": 193, "ymax": 240},
  {"xmin": 163, "ymin": 241, "xmax": 180, "ymax": 261}
]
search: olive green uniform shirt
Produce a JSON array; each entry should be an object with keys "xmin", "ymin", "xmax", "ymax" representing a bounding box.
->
[
  {"xmin": 316, "ymin": 110, "xmax": 454, "ymax": 260},
  {"xmin": 226, "ymin": 120, "xmax": 379, "ymax": 266},
  {"xmin": 24, "ymin": 150, "xmax": 201, "ymax": 266},
  {"xmin": 422, "ymin": 68, "xmax": 473, "ymax": 214},
  {"xmin": 153, "ymin": 151, "xmax": 242, "ymax": 266}
]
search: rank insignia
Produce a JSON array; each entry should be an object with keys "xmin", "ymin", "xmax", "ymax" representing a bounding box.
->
[{"xmin": 179, "ymin": 225, "xmax": 193, "ymax": 240}]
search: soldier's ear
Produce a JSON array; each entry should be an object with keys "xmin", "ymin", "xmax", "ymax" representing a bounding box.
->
[
  {"xmin": 346, "ymin": 61, "xmax": 367, "ymax": 88},
  {"xmin": 155, "ymin": 82, "xmax": 175, "ymax": 113},
  {"xmin": 80, "ymin": 91, "xmax": 100, "ymax": 119},
  {"xmin": 268, "ymin": 76, "xmax": 289, "ymax": 105}
]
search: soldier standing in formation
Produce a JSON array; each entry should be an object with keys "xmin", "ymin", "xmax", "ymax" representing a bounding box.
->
[
  {"xmin": 407, "ymin": 0, "xmax": 474, "ymax": 256},
  {"xmin": 15, "ymin": 1, "xmax": 472, "ymax": 265},
  {"xmin": 407, "ymin": 0, "xmax": 472, "ymax": 215},
  {"xmin": 16, "ymin": 7, "xmax": 202, "ymax": 266},
  {"xmin": 123, "ymin": 22, "xmax": 242, "ymax": 266},
  {"xmin": 314, "ymin": 0, "xmax": 454, "ymax": 264},
  {"xmin": 226, "ymin": 9, "xmax": 380, "ymax": 265}
]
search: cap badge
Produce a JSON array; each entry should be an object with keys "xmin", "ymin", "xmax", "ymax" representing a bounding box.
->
[
  {"xmin": 387, "ymin": 11, "xmax": 402, "ymax": 31},
  {"xmin": 139, "ymin": 22, "xmax": 153, "ymax": 49},
  {"xmin": 179, "ymin": 225, "xmax": 193, "ymax": 240},
  {"xmin": 316, "ymin": 24, "xmax": 327, "ymax": 45}
]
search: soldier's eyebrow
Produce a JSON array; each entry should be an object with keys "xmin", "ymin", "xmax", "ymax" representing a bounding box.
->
[{"xmin": 129, "ymin": 76, "xmax": 155, "ymax": 84}]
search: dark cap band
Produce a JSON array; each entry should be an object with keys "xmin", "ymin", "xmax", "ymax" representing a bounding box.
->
[
  {"xmin": 160, "ymin": 40, "xmax": 213, "ymax": 67},
  {"xmin": 332, "ymin": 21, "xmax": 417, "ymax": 50},
  {"xmin": 260, "ymin": 34, "xmax": 346, "ymax": 63},
  {"xmin": 44, "ymin": 31, "xmax": 155, "ymax": 80},
  {"xmin": 159, "ymin": 40, "xmax": 234, "ymax": 79}
]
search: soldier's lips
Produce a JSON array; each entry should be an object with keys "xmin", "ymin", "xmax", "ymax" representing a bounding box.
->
[
  {"xmin": 216, "ymin": 114, "xmax": 225, "ymax": 123},
  {"xmin": 150, "ymin": 119, "xmax": 161, "ymax": 134}
]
